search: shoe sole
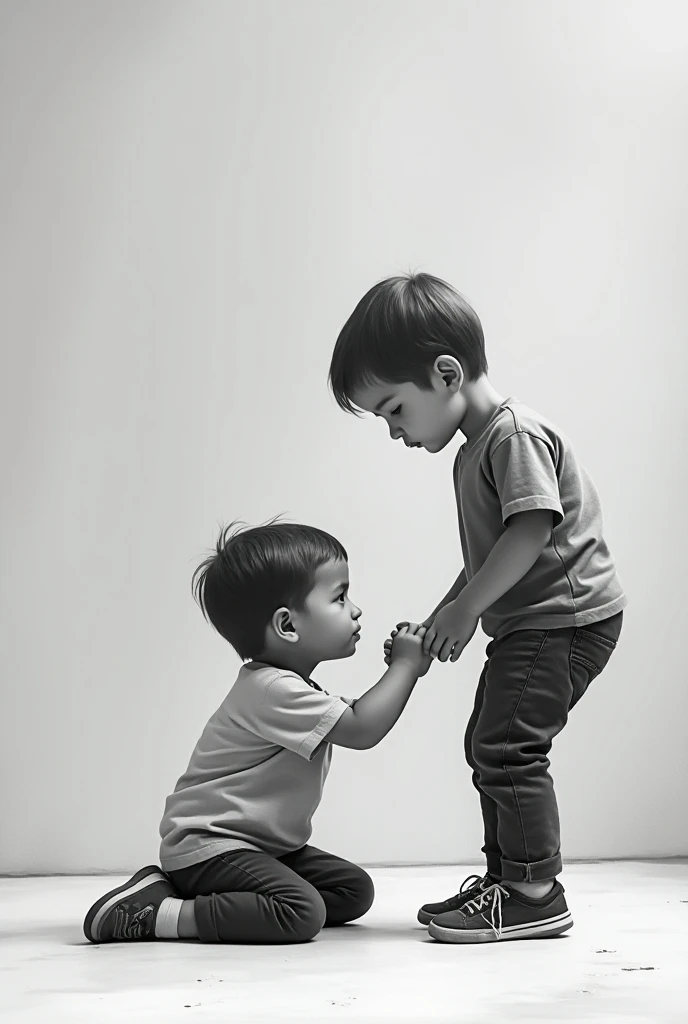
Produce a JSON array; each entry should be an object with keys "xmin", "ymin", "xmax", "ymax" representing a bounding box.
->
[
  {"xmin": 428, "ymin": 910, "xmax": 573, "ymax": 943},
  {"xmin": 83, "ymin": 865, "xmax": 168, "ymax": 943}
]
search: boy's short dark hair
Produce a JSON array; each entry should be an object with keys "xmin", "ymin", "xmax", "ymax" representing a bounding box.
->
[
  {"xmin": 192, "ymin": 521, "xmax": 348, "ymax": 661},
  {"xmin": 329, "ymin": 272, "xmax": 488, "ymax": 414}
]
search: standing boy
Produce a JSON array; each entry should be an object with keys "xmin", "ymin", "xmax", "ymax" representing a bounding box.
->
[{"xmin": 329, "ymin": 272, "xmax": 626, "ymax": 943}]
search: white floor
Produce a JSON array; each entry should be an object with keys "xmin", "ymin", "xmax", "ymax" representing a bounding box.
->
[{"xmin": 2, "ymin": 861, "xmax": 686, "ymax": 1023}]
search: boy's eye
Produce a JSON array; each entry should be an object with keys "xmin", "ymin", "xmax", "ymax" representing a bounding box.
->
[
  {"xmin": 337, "ymin": 591, "xmax": 347, "ymax": 602},
  {"xmin": 390, "ymin": 405, "xmax": 402, "ymax": 417}
]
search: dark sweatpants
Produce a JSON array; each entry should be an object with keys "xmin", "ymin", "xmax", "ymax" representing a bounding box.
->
[
  {"xmin": 167, "ymin": 844, "xmax": 375, "ymax": 943},
  {"xmin": 465, "ymin": 611, "xmax": 623, "ymax": 882}
]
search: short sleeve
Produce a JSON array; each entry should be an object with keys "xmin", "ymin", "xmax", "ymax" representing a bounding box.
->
[
  {"xmin": 489, "ymin": 431, "xmax": 564, "ymax": 526},
  {"xmin": 242, "ymin": 671, "xmax": 351, "ymax": 761}
]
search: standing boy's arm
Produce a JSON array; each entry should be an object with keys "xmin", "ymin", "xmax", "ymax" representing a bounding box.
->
[
  {"xmin": 428, "ymin": 568, "xmax": 468, "ymax": 620},
  {"xmin": 423, "ymin": 510, "xmax": 553, "ymax": 662},
  {"xmin": 391, "ymin": 569, "xmax": 467, "ymax": 640},
  {"xmin": 458, "ymin": 509, "xmax": 553, "ymax": 617}
]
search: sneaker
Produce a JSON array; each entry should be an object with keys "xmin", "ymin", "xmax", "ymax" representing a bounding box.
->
[
  {"xmin": 83, "ymin": 865, "xmax": 175, "ymax": 943},
  {"xmin": 417, "ymin": 873, "xmax": 492, "ymax": 926},
  {"xmin": 427, "ymin": 880, "xmax": 573, "ymax": 943}
]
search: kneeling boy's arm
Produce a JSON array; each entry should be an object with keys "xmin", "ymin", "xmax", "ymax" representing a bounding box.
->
[{"xmin": 326, "ymin": 662, "xmax": 419, "ymax": 750}]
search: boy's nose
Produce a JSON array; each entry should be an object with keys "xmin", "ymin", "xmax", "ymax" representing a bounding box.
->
[{"xmin": 389, "ymin": 425, "xmax": 403, "ymax": 441}]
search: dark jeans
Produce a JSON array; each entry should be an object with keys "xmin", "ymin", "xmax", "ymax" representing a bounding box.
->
[
  {"xmin": 167, "ymin": 844, "xmax": 375, "ymax": 944},
  {"xmin": 465, "ymin": 612, "xmax": 623, "ymax": 882}
]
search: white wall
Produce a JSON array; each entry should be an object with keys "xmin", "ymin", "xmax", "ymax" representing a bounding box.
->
[{"xmin": 2, "ymin": 0, "xmax": 687, "ymax": 873}]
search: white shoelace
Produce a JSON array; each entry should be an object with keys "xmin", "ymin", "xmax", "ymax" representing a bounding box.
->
[{"xmin": 462, "ymin": 883, "xmax": 511, "ymax": 939}]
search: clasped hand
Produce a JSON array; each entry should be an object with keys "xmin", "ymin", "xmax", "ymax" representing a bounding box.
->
[{"xmin": 383, "ymin": 598, "xmax": 479, "ymax": 666}]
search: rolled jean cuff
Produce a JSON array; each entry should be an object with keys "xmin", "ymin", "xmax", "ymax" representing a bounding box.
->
[
  {"xmin": 499, "ymin": 852, "xmax": 562, "ymax": 882},
  {"xmin": 485, "ymin": 852, "xmax": 503, "ymax": 879}
]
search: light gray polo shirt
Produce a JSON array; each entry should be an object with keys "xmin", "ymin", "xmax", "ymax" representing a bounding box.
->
[
  {"xmin": 454, "ymin": 398, "xmax": 627, "ymax": 638},
  {"xmin": 159, "ymin": 663, "xmax": 353, "ymax": 870}
]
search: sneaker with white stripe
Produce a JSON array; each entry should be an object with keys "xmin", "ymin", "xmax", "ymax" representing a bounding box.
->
[
  {"xmin": 428, "ymin": 880, "xmax": 573, "ymax": 943},
  {"xmin": 417, "ymin": 872, "xmax": 493, "ymax": 926},
  {"xmin": 83, "ymin": 865, "xmax": 175, "ymax": 943}
]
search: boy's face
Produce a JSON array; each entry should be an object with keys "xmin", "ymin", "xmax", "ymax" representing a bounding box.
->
[
  {"xmin": 293, "ymin": 559, "xmax": 362, "ymax": 662},
  {"xmin": 350, "ymin": 360, "xmax": 466, "ymax": 453}
]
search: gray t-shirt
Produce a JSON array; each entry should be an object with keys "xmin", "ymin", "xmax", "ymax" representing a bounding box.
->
[
  {"xmin": 454, "ymin": 398, "xmax": 626, "ymax": 638},
  {"xmin": 158, "ymin": 663, "xmax": 352, "ymax": 870}
]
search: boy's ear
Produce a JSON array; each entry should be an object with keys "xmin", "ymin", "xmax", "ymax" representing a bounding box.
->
[
  {"xmin": 433, "ymin": 355, "xmax": 464, "ymax": 392},
  {"xmin": 271, "ymin": 607, "xmax": 299, "ymax": 644}
]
